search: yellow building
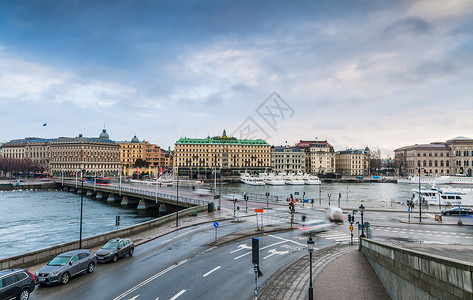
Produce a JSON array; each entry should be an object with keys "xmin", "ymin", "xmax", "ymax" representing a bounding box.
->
[
  {"xmin": 174, "ymin": 130, "xmax": 270, "ymax": 178},
  {"xmin": 118, "ymin": 136, "xmax": 143, "ymax": 167}
]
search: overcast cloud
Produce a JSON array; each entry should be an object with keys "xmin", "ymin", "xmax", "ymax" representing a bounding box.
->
[{"xmin": 0, "ymin": 0, "xmax": 472, "ymax": 156}]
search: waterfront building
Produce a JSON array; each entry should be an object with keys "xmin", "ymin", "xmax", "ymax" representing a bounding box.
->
[
  {"xmin": 336, "ymin": 147, "xmax": 370, "ymax": 176},
  {"xmin": 164, "ymin": 147, "xmax": 174, "ymax": 171},
  {"xmin": 1, "ymin": 138, "xmax": 52, "ymax": 171},
  {"xmin": 309, "ymin": 141, "xmax": 336, "ymax": 175},
  {"xmin": 271, "ymin": 146, "xmax": 305, "ymax": 173},
  {"xmin": 118, "ymin": 136, "xmax": 143, "ymax": 167},
  {"xmin": 142, "ymin": 140, "xmax": 165, "ymax": 168},
  {"xmin": 446, "ymin": 137, "xmax": 473, "ymax": 176},
  {"xmin": 173, "ymin": 130, "xmax": 270, "ymax": 178},
  {"xmin": 394, "ymin": 143, "xmax": 450, "ymax": 176},
  {"xmin": 49, "ymin": 129, "xmax": 121, "ymax": 177}
]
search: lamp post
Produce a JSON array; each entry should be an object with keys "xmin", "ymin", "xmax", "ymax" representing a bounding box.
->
[
  {"xmin": 79, "ymin": 169, "xmax": 85, "ymax": 249},
  {"xmin": 418, "ymin": 166, "xmax": 422, "ymax": 223},
  {"xmin": 359, "ymin": 204, "xmax": 365, "ymax": 238},
  {"xmin": 176, "ymin": 167, "xmax": 179, "ymax": 227},
  {"xmin": 307, "ymin": 235, "xmax": 315, "ymax": 300}
]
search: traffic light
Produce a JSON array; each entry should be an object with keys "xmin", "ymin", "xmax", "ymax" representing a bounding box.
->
[{"xmin": 302, "ymin": 215, "xmax": 307, "ymax": 223}]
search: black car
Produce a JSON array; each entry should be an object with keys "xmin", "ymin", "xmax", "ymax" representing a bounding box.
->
[
  {"xmin": 441, "ymin": 207, "xmax": 473, "ymax": 216},
  {"xmin": 96, "ymin": 238, "xmax": 134, "ymax": 263},
  {"xmin": 0, "ymin": 269, "xmax": 36, "ymax": 300}
]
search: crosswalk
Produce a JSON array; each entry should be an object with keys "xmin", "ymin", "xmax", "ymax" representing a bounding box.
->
[{"xmin": 316, "ymin": 231, "xmax": 359, "ymax": 243}]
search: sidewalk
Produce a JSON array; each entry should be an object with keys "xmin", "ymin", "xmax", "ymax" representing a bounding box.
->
[{"xmin": 258, "ymin": 244, "xmax": 389, "ymax": 300}]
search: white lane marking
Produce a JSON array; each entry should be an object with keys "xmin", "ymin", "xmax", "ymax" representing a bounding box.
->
[
  {"xmin": 230, "ymin": 244, "xmax": 252, "ymax": 253},
  {"xmin": 267, "ymin": 235, "xmax": 308, "ymax": 247},
  {"xmin": 162, "ymin": 228, "xmax": 201, "ymax": 244},
  {"xmin": 203, "ymin": 266, "xmax": 221, "ymax": 277},
  {"xmin": 170, "ymin": 290, "xmax": 186, "ymax": 300},
  {"xmin": 127, "ymin": 296, "xmax": 140, "ymax": 300},
  {"xmin": 233, "ymin": 241, "xmax": 286, "ymax": 260},
  {"xmin": 113, "ymin": 259, "xmax": 189, "ymax": 300},
  {"xmin": 426, "ymin": 213, "xmax": 435, "ymax": 218},
  {"xmin": 263, "ymin": 249, "xmax": 289, "ymax": 260},
  {"xmin": 204, "ymin": 246, "xmax": 217, "ymax": 253}
]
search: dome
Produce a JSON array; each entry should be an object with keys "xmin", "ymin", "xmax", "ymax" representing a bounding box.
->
[
  {"xmin": 99, "ymin": 129, "xmax": 109, "ymax": 140},
  {"xmin": 131, "ymin": 135, "xmax": 140, "ymax": 143}
]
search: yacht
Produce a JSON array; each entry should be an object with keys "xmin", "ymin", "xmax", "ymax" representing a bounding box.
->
[
  {"xmin": 284, "ymin": 173, "xmax": 305, "ymax": 185},
  {"xmin": 264, "ymin": 173, "xmax": 285, "ymax": 185},
  {"xmin": 302, "ymin": 174, "xmax": 322, "ymax": 185},
  {"xmin": 411, "ymin": 185, "xmax": 473, "ymax": 206},
  {"xmin": 400, "ymin": 175, "xmax": 473, "ymax": 185},
  {"xmin": 240, "ymin": 173, "xmax": 265, "ymax": 185}
]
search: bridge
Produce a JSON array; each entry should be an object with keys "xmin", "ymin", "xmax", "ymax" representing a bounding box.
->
[{"xmin": 56, "ymin": 179, "xmax": 210, "ymax": 212}]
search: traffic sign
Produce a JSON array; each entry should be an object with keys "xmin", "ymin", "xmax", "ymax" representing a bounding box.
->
[
  {"xmin": 255, "ymin": 209, "xmax": 264, "ymax": 213},
  {"xmin": 294, "ymin": 192, "xmax": 299, "ymax": 195},
  {"xmin": 364, "ymin": 222, "xmax": 370, "ymax": 228},
  {"xmin": 213, "ymin": 222, "xmax": 219, "ymax": 228},
  {"xmin": 349, "ymin": 225, "xmax": 353, "ymax": 232}
]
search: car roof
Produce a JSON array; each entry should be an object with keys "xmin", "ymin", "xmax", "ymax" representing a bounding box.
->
[
  {"xmin": 57, "ymin": 249, "xmax": 91, "ymax": 256},
  {"xmin": 107, "ymin": 238, "xmax": 130, "ymax": 242},
  {"xmin": 0, "ymin": 269, "xmax": 27, "ymax": 277}
]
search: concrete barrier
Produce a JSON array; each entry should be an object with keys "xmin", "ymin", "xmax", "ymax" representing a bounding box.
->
[
  {"xmin": 0, "ymin": 205, "xmax": 208, "ymax": 270},
  {"xmin": 361, "ymin": 238, "xmax": 473, "ymax": 299}
]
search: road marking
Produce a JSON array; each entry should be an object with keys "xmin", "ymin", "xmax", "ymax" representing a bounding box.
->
[
  {"xmin": 162, "ymin": 228, "xmax": 201, "ymax": 244},
  {"xmin": 233, "ymin": 241, "xmax": 286, "ymax": 260},
  {"xmin": 113, "ymin": 259, "xmax": 189, "ymax": 300},
  {"xmin": 203, "ymin": 266, "xmax": 221, "ymax": 277},
  {"xmin": 230, "ymin": 244, "xmax": 252, "ymax": 253},
  {"xmin": 267, "ymin": 235, "xmax": 308, "ymax": 247},
  {"xmin": 170, "ymin": 290, "xmax": 186, "ymax": 300},
  {"xmin": 263, "ymin": 249, "xmax": 289, "ymax": 260},
  {"xmin": 128, "ymin": 296, "xmax": 140, "ymax": 300}
]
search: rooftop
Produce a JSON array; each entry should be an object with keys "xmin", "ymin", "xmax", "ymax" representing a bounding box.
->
[{"xmin": 175, "ymin": 130, "xmax": 269, "ymax": 146}]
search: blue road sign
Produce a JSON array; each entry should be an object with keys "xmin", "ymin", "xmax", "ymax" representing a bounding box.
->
[
  {"xmin": 214, "ymin": 222, "xmax": 219, "ymax": 228},
  {"xmin": 408, "ymin": 208, "xmax": 410, "ymax": 213}
]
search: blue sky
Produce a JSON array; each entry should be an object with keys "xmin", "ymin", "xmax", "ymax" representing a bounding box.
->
[{"xmin": 1, "ymin": 0, "xmax": 472, "ymax": 156}]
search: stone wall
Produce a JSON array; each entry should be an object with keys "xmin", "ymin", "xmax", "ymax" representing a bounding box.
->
[
  {"xmin": 0, "ymin": 205, "xmax": 208, "ymax": 270},
  {"xmin": 361, "ymin": 238, "xmax": 473, "ymax": 299}
]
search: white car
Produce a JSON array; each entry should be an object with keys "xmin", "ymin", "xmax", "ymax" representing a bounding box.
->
[{"xmin": 326, "ymin": 207, "xmax": 344, "ymax": 223}]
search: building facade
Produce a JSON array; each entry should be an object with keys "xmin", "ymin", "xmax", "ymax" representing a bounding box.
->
[
  {"xmin": 1, "ymin": 138, "xmax": 52, "ymax": 171},
  {"xmin": 394, "ymin": 143, "xmax": 451, "ymax": 176},
  {"xmin": 49, "ymin": 130, "xmax": 121, "ymax": 177},
  {"xmin": 118, "ymin": 136, "xmax": 143, "ymax": 168},
  {"xmin": 336, "ymin": 147, "xmax": 370, "ymax": 176},
  {"xmin": 271, "ymin": 146, "xmax": 305, "ymax": 173},
  {"xmin": 309, "ymin": 141, "xmax": 336, "ymax": 174},
  {"xmin": 142, "ymin": 141, "xmax": 165, "ymax": 168},
  {"xmin": 173, "ymin": 130, "xmax": 270, "ymax": 177},
  {"xmin": 446, "ymin": 137, "xmax": 473, "ymax": 176}
]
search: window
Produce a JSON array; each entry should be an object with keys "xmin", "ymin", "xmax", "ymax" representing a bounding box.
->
[
  {"xmin": 3, "ymin": 275, "xmax": 16, "ymax": 287},
  {"xmin": 78, "ymin": 252, "xmax": 89, "ymax": 259},
  {"xmin": 71, "ymin": 255, "xmax": 79, "ymax": 263}
]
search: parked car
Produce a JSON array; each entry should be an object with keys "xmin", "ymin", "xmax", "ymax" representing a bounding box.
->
[
  {"xmin": 441, "ymin": 207, "xmax": 473, "ymax": 216},
  {"xmin": 0, "ymin": 269, "xmax": 35, "ymax": 300},
  {"xmin": 326, "ymin": 207, "xmax": 344, "ymax": 223},
  {"xmin": 96, "ymin": 238, "xmax": 134, "ymax": 263},
  {"xmin": 35, "ymin": 249, "xmax": 97, "ymax": 285}
]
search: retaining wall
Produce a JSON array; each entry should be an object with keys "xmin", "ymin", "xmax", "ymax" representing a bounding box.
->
[
  {"xmin": 0, "ymin": 205, "xmax": 208, "ymax": 270},
  {"xmin": 361, "ymin": 238, "xmax": 473, "ymax": 299}
]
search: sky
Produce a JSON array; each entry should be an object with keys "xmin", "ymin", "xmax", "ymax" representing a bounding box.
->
[{"xmin": 0, "ymin": 0, "xmax": 472, "ymax": 157}]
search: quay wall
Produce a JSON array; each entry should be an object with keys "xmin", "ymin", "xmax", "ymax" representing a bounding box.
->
[
  {"xmin": 361, "ymin": 238, "xmax": 473, "ymax": 299},
  {"xmin": 0, "ymin": 182, "xmax": 56, "ymax": 191},
  {"xmin": 0, "ymin": 205, "xmax": 208, "ymax": 270}
]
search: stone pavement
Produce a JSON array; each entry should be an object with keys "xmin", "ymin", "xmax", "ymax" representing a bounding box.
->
[{"xmin": 258, "ymin": 244, "xmax": 389, "ymax": 300}]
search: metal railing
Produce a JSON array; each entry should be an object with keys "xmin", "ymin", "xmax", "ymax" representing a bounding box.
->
[{"xmin": 56, "ymin": 179, "xmax": 208, "ymax": 206}]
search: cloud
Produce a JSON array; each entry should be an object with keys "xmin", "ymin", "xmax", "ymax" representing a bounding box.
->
[{"xmin": 383, "ymin": 17, "xmax": 430, "ymax": 37}]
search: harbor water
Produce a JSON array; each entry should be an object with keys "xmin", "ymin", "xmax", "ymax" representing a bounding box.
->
[{"xmin": 0, "ymin": 181, "xmax": 438, "ymax": 259}]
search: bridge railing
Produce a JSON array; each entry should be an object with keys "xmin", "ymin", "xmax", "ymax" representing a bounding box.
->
[{"xmin": 57, "ymin": 180, "xmax": 208, "ymax": 206}]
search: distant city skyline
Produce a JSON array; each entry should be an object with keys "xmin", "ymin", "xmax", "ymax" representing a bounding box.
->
[{"xmin": 1, "ymin": 0, "xmax": 472, "ymax": 157}]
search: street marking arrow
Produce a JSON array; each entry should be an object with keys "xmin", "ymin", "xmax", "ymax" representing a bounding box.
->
[
  {"xmin": 263, "ymin": 248, "xmax": 289, "ymax": 260},
  {"xmin": 230, "ymin": 244, "xmax": 252, "ymax": 253}
]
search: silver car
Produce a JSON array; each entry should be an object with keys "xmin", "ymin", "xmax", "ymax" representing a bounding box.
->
[
  {"xmin": 35, "ymin": 249, "xmax": 97, "ymax": 285},
  {"xmin": 96, "ymin": 238, "xmax": 134, "ymax": 263}
]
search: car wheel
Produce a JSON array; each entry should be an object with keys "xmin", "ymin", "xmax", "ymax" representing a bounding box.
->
[
  {"xmin": 129, "ymin": 247, "xmax": 134, "ymax": 257},
  {"xmin": 112, "ymin": 254, "xmax": 118, "ymax": 263},
  {"xmin": 19, "ymin": 288, "xmax": 30, "ymax": 300},
  {"xmin": 446, "ymin": 213, "xmax": 451, "ymax": 216},
  {"xmin": 87, "ymin": 262, "xmax": 95, "ymax": 273},
  {"xmin": 61, "ymin": 272, "xmax": 70, "ymax": 285}
]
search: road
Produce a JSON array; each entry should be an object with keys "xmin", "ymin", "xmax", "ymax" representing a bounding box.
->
[{"xmin": 30, "ymin": 202, "xmax": 473, "ymax": 300}]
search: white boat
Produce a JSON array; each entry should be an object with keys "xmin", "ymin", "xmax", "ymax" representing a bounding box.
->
[
  {"xmin": 399, "ymin": 175, "xmax": 473, "ymax": 185},
  {"xmin": 302, "ymin": 174, "xmax": 321, "ymax": 185},
  {"xmin": 411, "ymin": 185, "xmax": 473, "ymax": 206},
  {"xmin": 284, "ymin": 173, "xmax": 305, "ymax": 185},
  {"xmin": 263, "ymin": 173, "xmax": 285, "ymax": 185},
  {"xmin": 240, "ymin": 173, "xmax": 265, "ymax": 185}
]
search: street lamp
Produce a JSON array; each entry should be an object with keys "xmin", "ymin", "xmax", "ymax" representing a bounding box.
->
[
  {"xmin": 307, "ymin": 235, "xmax": 315, "ymax": 300},
  {"xmin": 176, "ymin": 167, "xmax": 179, "ymax": 227},
  {"xmin": 418, "ymin": 166, "xmax": 422, "ymax": 223},
  {"xmin": 359, "ymin": 204, "xmax": 365, "ymax": 238},
  {"xmin": 79, "ymin": 169, "xmax": 85, "ymax": 249}
]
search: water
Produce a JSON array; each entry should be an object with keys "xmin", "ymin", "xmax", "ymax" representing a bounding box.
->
[
  {"xmin": 0, "ymin": 189, "xmax": 157, "ymax": 259},
  {"xmin": 0, "ymin": 182, "xmax": 429, "ymax": 259},
  {"xmin": 218, "ymin": 182, "xmax": 415, "ymax": 209}
]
